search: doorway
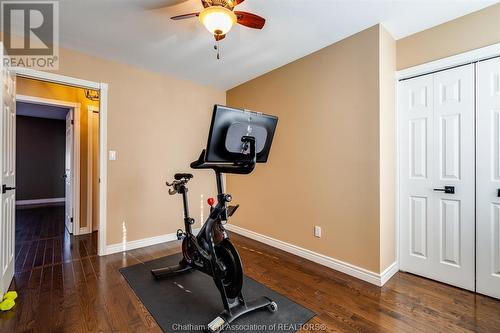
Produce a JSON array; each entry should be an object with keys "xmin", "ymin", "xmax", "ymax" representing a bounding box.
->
[
  {"xmin": 13, "ymin": 82, "xmax": 102, "ymax": 278},
  {"xmin": 0, "ymin": 64, "xmax": 109, "ymax": 297},
  {"xmin": 16, "ymin": 94, "xmax": 82, "ymax": 235}
]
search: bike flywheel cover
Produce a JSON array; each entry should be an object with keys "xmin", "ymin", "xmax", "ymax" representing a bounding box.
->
[
  {"xmin": 182, "ymin": 236, "xmax": 196, "ymax": 264},
  {"xmin": 215, "ymin": 239, "xmax": 243, "ymax": 299}
]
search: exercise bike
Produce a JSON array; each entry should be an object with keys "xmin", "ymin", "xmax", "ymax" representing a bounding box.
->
[{"xmin": 151, "ymin": 105, "xmax": 279, "ymax": 333}]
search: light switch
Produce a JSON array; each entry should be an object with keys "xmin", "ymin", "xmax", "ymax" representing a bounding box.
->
[
  {"xmin": 109, "ymin": 150, "xmax": 117, "ymax": 161},
  {"xmin": 314, "ymin": 226, "xmax": 322, "ymax": 238}
]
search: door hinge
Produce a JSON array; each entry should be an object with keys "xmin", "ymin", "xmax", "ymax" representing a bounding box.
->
[
  {"xmin": 71, "ymin": 217, "xmax": 74, "ymax": 222},
  {"xmin": 71, "ymin": 120, "xmax": 74, "ymax": 125}
]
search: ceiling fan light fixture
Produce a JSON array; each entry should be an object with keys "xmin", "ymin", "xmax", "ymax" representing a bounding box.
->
[{"xmin": 199, "ymin": 6, "xmax": 237, "ymax": 36}]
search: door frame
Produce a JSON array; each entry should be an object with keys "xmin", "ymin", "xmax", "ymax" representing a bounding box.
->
[
  {"xmin": 395, "ymin": 42, "xmax": 500, "ymax": 273},
  {"xmin": 87, "ymin": 105, "xmax": 99, "ymax": 232},
  {"xmin": 12, "ymin": 66, "xmax": 109, "ymax": 256},
  {"xmin": 15, "ymin": 94, "xmax": 81, "ymax": 234}
]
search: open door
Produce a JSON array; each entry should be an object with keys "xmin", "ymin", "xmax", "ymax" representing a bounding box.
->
[
  {"xmin": 0, "ymin": 45, "xmax": 16, "ymax": 296},
  {"xmin": 65, "ymin": 110, "xmax": 74, "ymax": 234}
]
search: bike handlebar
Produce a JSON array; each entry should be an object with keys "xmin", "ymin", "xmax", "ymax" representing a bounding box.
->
[{"xmin": 190, "ymin": 136, "xmax": 257, "ymax": 175}]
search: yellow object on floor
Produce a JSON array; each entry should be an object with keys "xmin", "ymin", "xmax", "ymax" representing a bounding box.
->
[
  {"xmin": 0, "ymin": 298, "xmax": 15, "ymax": 311},
  {"xmin": 3, "ymin": 291, "xmax": 18, "ymax": 301}
]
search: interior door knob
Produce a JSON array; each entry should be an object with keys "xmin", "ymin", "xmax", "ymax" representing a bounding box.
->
[
  {"xmin": 2, "ymin": 185, "xmax": 16, "ymax": 194},
  {"xmin": 433, "ymin": 186, "xmax": 455, "ymax": 194}
]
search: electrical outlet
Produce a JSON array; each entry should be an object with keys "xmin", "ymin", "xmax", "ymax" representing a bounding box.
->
[{"xmin": 314, "ymin": 226, "xmax": 321, "ymax": 238}]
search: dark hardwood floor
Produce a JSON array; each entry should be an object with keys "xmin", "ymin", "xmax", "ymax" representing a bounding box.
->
[
  {"xmin": 14, "ymin": 205, "xmax": 97, "ymax": 274},
  {"xmin": 1, "ymin": 206, "xmax": 500, "ymax": 332}
]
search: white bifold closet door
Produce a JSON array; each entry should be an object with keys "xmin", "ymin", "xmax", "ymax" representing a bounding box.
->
[
  {"xmin": 399, "ymin": 64, "xmax": 475, "ymax": 291},
  {"xmin": 476, "ymin": 57, "xmax": 500, "ymax": 299}
]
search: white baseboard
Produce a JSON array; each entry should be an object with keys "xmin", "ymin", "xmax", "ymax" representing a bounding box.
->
[
  {"xmin": 105, "ymin": 228, "xmax": 200, "ymax": 256},
  {"xmin": 79, "ymin": 226, "xmax": 91, "ymax": 235},
  {"xmin": 16, "ymin": 197, "xmax": 65, "ymax": 205},
  {"xmin": 226, "ymin": 224, "xmax": 398, "ymax": 287},
  {"xmin": 380, "ymin": 261, "xmax": 399, "ymax": 286}
]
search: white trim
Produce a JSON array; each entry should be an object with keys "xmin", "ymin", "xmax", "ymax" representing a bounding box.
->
[
  {"xmin": 79, "ymin": 226, "xmax": 90, "ymax": 234},
  {"xmin": 16, "ymin": 94, "xmax": 80, "ymax": 109},
  {"xmin": 14, "ymin": 70, "xmax": 108, "ymax": 257},
  {"xmin": 87, "ymin": 105, "xmax": 99, "ymax": 234},
  {"xmin": 106, "ymin": 233, "xmax": 179, "ymax": 255},
  {"xmin": 12, "ymin": 67, "xmax": 100, "ymax": 90},
  {"xmin": 98, "ymin": 83, "xmax": 108, "ymax": 256},
  {"xmin": 74, "ymin": 106, "xmax": 81, "ymax": 235},
  {"xmin": 105, "ymin": 228, "xmax": 200, "ymax": 255},
  {"xmin": 397, "ymin": 42, "xmax": 500, "ymax": 80},
  {"xmin": 16, "ymin": 197, "xmax": 65, "ymax": 205},
  {"xmin": 15, "ymin": 94, "xmax": 81, "ymax": 235},
  {"xmin": 395, "ymin": 76, "xmax": 401, "ymax": 269},
  {"xmin": 226, "ymin": 224, "xmax": 397, "ymax": 286},
  {"xmin": 380, "ymin": 261, "xmax": 399, "ymax": 286}
]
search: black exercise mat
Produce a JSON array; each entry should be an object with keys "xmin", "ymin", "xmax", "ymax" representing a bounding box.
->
[{"xmin": 120, "ymin": 254, "xmax": 315, "ymax": 332}]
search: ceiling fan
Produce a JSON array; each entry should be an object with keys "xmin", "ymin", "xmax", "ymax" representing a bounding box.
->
[{"xmin": 171, "ymin": 0, "xmax": 266, "ymax": 44}]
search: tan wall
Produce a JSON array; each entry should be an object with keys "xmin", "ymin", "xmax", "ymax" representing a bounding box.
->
[
  {"xmin": 54, "ymin": 48, "xmax": 225, "ymax": 245},
  {"xmin": 227, "ymin": 26, "xmax": 384, "ymax": 272},
  {"xmin": 14, "ymin": 45, "xmax": 225, "ymax": 245},
  {"xmin": 16, "ymin": 78, "xmax": 98, "ymax": 229},
  {"xmin": 379, "ymin": 26, "xmax": 396, "ymax": 272},
  {"xmin": 397, "ymin": 3, "xmax": 500, "ymax": 69}
]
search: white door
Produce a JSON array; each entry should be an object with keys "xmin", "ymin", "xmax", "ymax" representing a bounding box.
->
[
  {"xmin": 399, "ymin": 64, "xmax": 475, "ymax": 290},
  {"xmin": 0, "ymin": 47, "xmax": 16, "ymax": 296},
  {"xmin": 477, "ymin": 56, "xmax": 500, "ymax": 299},
  {"xmin": 65, "ymin": 110, "xmax": 74, "ymax": 234}
]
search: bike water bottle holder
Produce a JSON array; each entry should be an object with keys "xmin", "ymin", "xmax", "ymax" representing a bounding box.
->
[{"xmin": 176, "ymin": 229, "xmax": 186, "ymax": 240}]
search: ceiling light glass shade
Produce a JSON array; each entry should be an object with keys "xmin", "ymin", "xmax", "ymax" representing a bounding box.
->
[{"xmin": 199, "ymin": 6, "xmax": 237, "ymax": 36}]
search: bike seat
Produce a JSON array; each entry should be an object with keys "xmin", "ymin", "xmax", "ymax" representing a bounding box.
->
[{"xmin": 174, "ymin": 173, "xmax": 193, "ymax": 180}]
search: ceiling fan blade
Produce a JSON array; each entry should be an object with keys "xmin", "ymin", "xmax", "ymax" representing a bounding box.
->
[
  {"xmin": 235, "ymin": 11, "xmax": 266, "ymax": 29},
  {"xmin": 171, "ymin": 12, "xmax": 199, "ymax": 20}
]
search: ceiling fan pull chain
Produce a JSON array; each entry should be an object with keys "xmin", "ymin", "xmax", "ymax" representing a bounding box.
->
[{"xmin": 215, "ymin": 40, "xmax": 221, "ymax": 60}]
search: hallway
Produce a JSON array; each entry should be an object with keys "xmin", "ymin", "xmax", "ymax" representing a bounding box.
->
[{"xmin": 15, "ymin": 205, "xmax": 97, "ymax": 273}]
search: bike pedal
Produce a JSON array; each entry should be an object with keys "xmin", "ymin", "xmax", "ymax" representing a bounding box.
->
[{"xmin": 207, "ymin": 316, "xmax": 226, "ymax": 332}]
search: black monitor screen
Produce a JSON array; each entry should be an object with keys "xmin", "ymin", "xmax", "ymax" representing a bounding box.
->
[{"xmin": 205, "ymin": 105, "xmax": 278, "ymax": 163}]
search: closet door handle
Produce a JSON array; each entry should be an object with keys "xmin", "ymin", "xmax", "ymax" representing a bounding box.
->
[
  {"xmin": 433, "ymin": 186, "xmax": 455, "ymax": 194},
  {"xmin": 2, "ymin": 185, "xmax": 16, "ymax": 194}
]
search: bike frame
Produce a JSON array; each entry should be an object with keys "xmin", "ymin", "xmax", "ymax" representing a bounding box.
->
[
  {"xmin": 152, "ymin": 136, "xmax": 275, "ymax": 332},
  {"xmin": 179, "ymin": 171, "xmax": 238, "ymax": 311}
]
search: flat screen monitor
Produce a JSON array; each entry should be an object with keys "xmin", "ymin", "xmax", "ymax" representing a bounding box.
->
[{"xmin": 205, "ymin": 105, "xmax": 278, "ymax": 163}]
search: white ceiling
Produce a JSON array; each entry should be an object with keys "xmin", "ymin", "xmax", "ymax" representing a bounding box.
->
[{"xmin": 52, "ymin": 0, "xmax": 499, "ymax": 89}]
